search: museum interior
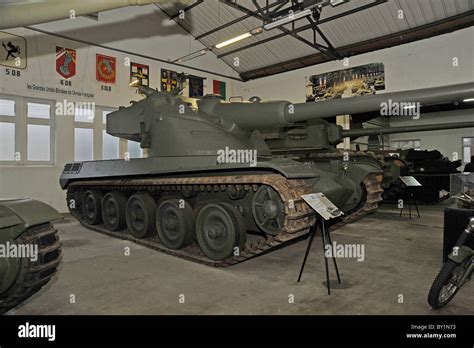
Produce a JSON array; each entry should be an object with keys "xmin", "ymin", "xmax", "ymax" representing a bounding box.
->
[{"xmin": 0, "ymin": 0, "xmax": 473, "ymax": 317}]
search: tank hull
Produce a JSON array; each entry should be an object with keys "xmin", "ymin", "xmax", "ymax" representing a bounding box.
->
[{"xmin": 60, "ymin": 153, "xmax": 383, "ymax": 265}]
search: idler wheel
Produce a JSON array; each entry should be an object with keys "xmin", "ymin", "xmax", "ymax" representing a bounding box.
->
[
  {"xmin": 196, "ymin": 203, "xmax": 246, "ymax": 261},
  {"xmin": 126, "ymin": 193, "xmax": 157, "ymax": 239},
  {"xmin": 156, "ymin": 199, "xmax": 195, "ymax": 249},
  {"xmin": 102, "ymin": 191, "xmax": 127, "ymax": 231},
  {"xmin": 82, "ymin": 190, "xmax": 103, "ymax": 225},
  {"xmin": 252, "ymin": 186, "xmax": 285, "ymax": 235}
]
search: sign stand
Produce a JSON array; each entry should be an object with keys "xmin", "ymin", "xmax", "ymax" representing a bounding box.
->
[
  {"xmin": 298, "ymin": 193, "xmax": 343, "ymax": 295},
  {"xmin": 398, "ymin": 176, "xmax": 421, "ymax": 219}
]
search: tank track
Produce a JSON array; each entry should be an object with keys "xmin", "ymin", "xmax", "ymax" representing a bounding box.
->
[
  {"xmin": 66, "ymin": 169, "xmax": 383, "ymax": 267},
  {"xmin": 0, "ymin": 223, "xmax": 62, "ymax": 314}
]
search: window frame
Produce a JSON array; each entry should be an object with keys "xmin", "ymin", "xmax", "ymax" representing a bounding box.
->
[{"xmin": 0, "ymin": 94, "xmax": 55, "ymax": 166}]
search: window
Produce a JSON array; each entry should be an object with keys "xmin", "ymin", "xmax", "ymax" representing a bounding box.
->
[
  {"xmin": 0, "ymin": 122, "xmax": 15, "ymax": 160},
  {"xmin": 0, "ymin": 99, "xmax": 15, "ymax": 116},
  {"xmin": 390, "ymin": 139, "xmax": 421, "ymax": 150},
  {"xmin": 463, "ymin": 137, "xmax": 474, "ymax": 163},
  {"xmin": 127, "ymin": 141, "xmax": 143, "ymax": 159},
  {"xmin": 101, "ymin": 109, "xmax": 119, "ymax": 160},
  {"xmin": 75, "ymin": 128, "xmax": 93, "ymax": 161},
  {"xmin": 102, "ymin": 130, "xmax": 119, "ymax": 160},
  {"xmin": 74, "ymin": 104, "xmax": 96, "ymax": 162},
  {"xmin": 26, "ymin": 101, "xmax": 53, "ymax": 163},
  {"xmin": 0, "ymin": 96, "xmax": 54, "ymax": 164},
  {"xmin": 27, "ymin": 124, "xmax": 50, "ymax": 161},
  {"xmin": 0, "ymin": 98, "xmax": 16, "ymax": 161},
  {"xmin": 27, "ymin": 103, "xmax": 50, "ymax": 119}
]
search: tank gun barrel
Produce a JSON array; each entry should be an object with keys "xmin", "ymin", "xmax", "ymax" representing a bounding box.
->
[
  {"xmin": 199, "ymin": 82, "xmax": 474, "ymax": 130},
  {"xmin": 288, "ymin": 82, "xmax": 474, "ymax": 122},
  {"xmin": 342, "ymin": 121, "xmax": 474, "ymax": 138}
]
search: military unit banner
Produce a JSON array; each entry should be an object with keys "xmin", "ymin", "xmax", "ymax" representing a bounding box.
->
[
  {"xmin": 96, "ymin": 54, "xmax": 116, "ymax": 84},
  {"xmin": 213, "ymin": 80, "xmax": 226, "ymax": 100},
  {"xmin": 0, "ymin": 31, "xmax": 27, "ymax": 69},
  {"xmin": 189, "ymin": 75, "xmax": 204, "ymax": 98},
  {"xmin": 161, "ymin": 69, "xmax": 178, "ymax": 92},
  {"xmin": 130, "ymin": 62, "xmax": 149, "ymax": 87},
  {"xmin": 56, "ymin": 46, "xmax": 76, "ymax": 79}
]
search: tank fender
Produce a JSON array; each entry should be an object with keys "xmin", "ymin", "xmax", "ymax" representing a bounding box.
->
[{"xmin": 0, "ymin": 199, "xmax": 61, "ymax": 239}]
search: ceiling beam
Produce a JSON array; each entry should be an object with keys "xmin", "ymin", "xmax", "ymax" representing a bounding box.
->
[
  {"xmin": 240, "ymin": 11, "xmax": 474, "ymax": 81},
  {"xmin": 222, "ymin": 0, "xmax": 336, "ymax": 54},
  {"xmin": 217, "ymin": 0, "xmax": 386, "ymax": 58}
]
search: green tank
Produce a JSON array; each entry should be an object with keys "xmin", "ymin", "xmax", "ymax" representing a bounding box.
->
[
  {"xmin": 0, "ymin": 199, "xmax": 62, "ymax": 314},
  {"xmin": 59, "ymin": 82, "xmax": 474, "ymax": 265}
]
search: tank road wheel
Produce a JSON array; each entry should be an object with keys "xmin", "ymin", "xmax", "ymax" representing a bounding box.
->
[
  {"xmin": 252, "ymin": 186, "xmax": 285, "ymax": 235},
  {"xmin": 102, "ymin": 191, "xmax": 127, "ymax": 231},
  {"xmin": 220, "ymin": 202, "xmax": 247, "ymax": 248},
  {"xmin": 125, "ymin": 193, "xmax": 157, "ymax": 239},
  {"xmin": 82, "ymin": 190, "xmax": 103, "ymax": 225},
  {"xmin": 156, "ymin": 199, "xmax": 195, "ymax": 249},
  {"xmin": 196, "ymin": 203, "xmax": 246, "ymax": 261}
]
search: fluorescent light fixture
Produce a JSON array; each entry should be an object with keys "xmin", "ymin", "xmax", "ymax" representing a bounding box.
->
[
  {"xmin": 215, "ymin": 32, "xmax": 252, "ymax": 49},
  {"xmin": 330, "ymin": 0, "xmax": 348, "ymax": 6},
  {"xmin": 173, "ymin": 49, "xmax": 209, "ymax": 63},
  {"xmin": 403, "ymin": 105, "xmax": 417, "ymax": 109},
  {"xmin": 263, "ymin": 9, "xmax": 312, "ymax": 30},
  {"xmin": 129, "ymin": 79, "xmax": 140, "ymax": 87},
  {"xmin": 463, "ymin": 98, "xmax": 474, "ymax": 102}
]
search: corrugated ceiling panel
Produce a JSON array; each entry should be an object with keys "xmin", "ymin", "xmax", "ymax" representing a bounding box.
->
[{"xmin": 158, "ymin": 0, "xmax": 473, "ymax": 75}]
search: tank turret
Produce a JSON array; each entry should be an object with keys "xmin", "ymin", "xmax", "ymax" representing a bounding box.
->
[{"xmin": 106, "ymin": 82, "xmax": 474, "ymax": 155}]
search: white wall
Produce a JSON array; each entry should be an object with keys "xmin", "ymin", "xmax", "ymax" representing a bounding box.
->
[
  {"xmin": 236, "ymin": 27, "xmax": 474, "ymax": 158},
  {"xmin": 31, "ymin": 4, "xmax": 240, "ymax": 79},
  {"xmin": 0, "ymin": 24, "xmax": 243, "ymax": 212}
]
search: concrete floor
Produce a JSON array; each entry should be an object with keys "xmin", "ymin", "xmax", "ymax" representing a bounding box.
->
[{"xmin": 8, "ymin": 203, "xmax": 473, "ymax": 315}]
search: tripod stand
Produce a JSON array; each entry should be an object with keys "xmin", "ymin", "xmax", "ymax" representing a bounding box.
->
[
  {"xmin": 399, "ymin": 186, "xmax": 420, "ymax": 219},
  {"xmin": 297, "ymin": 219, "xmax": 341, "ymax": 295}
]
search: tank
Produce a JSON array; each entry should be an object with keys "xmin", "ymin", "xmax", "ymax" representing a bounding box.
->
[
  {"xmin": 0, "ymin": 199, "xmax": 62, "ymax": 314},
  {"xmin": 382, "ymin": 148, "xmax": 463, "ymax": 204},
  {"xmin": 59, "ymin": 82, "xmax": 474, "ymax": 265}
]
